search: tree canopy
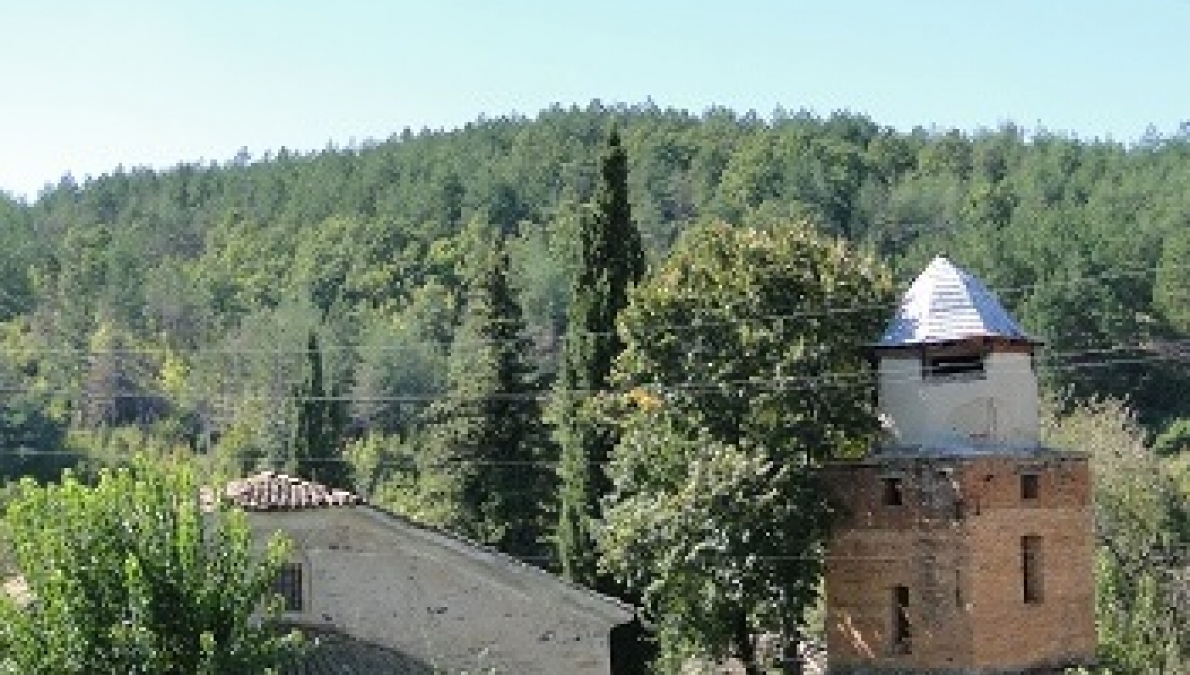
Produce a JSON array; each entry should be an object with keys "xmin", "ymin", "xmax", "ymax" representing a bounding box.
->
[
  {"xmin": 599, "ymin": 220, "xmax": 893, "ymax": 673},
  {"xmin": 2, "ymin": 102, "xmax": 1190, "ymax": 672}
]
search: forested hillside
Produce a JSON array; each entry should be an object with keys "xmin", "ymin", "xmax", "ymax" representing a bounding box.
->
[
  {"xmin": 3, "ymin": 102, "xmax": 1189, "ymax": 478},
  {"xmin": 3, "ymin": 101, "xmax": 1190, "ymax": 672}
]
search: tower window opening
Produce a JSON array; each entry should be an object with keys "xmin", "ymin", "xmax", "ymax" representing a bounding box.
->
[
  {"xmin": 882, "ymin": 477, "xmax": 903, "ymax": 506},
  {"xmin": 1022, "ymin": 536, "xmax": 1044, "ymax": 604},
  {"xmin": 1021, "ymin": 473, "xmax": 1039, "ymax": 500},
  {"xmin": 923, "ymin": 352, "xmax": 986, "ymax": 380},
  {"xmin": 892, "ymin": 585, "xmax": 911, "ymax": 654}
]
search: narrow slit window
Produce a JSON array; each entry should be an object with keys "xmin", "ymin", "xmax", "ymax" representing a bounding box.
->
[
  {"xmin": 923, "ymin": 353, "xmax": 986, "ymax": 380},
  {"xmin": 1021, "ymin": 473, "xmax": 1039, "ymax": 500},
  {"xmin": 274, "ymin": 562, "xmax": 304, "ymax": 612},
  {"xmin": 1022, "ymin": 536, "xmax": 1043, "ymax": 604},
  {"xmin": 882, "ymin": 477, "xmax": 903, "ymax": 506},
  {"xmin": 892, "ymin": 585, "xmax": 911, "ymax": 654}
]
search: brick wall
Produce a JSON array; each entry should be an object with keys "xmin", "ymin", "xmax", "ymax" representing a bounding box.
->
[{"xmin": 823, "ymin": 452, "xmax": 1096, "ymax": 674}]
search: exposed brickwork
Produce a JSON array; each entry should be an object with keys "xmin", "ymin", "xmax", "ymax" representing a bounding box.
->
[{"xmin": 822, "ymin": 452, "xmax": 1096, "ymax": 674}]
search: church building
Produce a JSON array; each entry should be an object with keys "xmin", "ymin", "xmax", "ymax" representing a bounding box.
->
[{"xmin": 823, "ymin": 256, "xmax": 1097, "ymax": 674}]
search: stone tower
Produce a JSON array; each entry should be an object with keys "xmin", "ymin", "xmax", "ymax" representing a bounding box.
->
[{"xmin": 823, "ymin": 257, "xmax": 1096, "ymax": 674}]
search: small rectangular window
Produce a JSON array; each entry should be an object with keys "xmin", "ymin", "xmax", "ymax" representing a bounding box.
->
[
  {"xmin": 274, "ymin": 562, "xmax": 304, "ymax": 612},
  {"xmin": 882, "ymin": 477, "xmax": 903, "ymax": 506},
  {"xmin": 923, "ymin": 353, "xmax": 986, "ymax": 380},
  {"xmin": 892, "ymin": 585, "xmax": 911, "ymax": 654},
  {"xmin": 1021, "ymin": 474, "xmax": 1039, "ymax": 500},
  {"xmin": 1022, "ymin": 536, "xmax": 1043, "ymax": 604}
]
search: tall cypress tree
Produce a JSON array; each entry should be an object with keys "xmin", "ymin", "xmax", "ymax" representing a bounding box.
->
[
  {"xmin": 554, "ymin": 128, "xmax": 645, "ymax": 588},
  {"xmin": 292, "ymin": 331, "xmax": 351, "ymax": 489},
  {"xmin": 419, "ymin": 238, "xmax": 549, "ymax": 560}
]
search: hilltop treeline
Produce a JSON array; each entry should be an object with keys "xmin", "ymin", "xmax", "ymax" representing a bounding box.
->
[{"xmin": 1, "ymin": 102, "xmax": 1189, "ymax": 477}]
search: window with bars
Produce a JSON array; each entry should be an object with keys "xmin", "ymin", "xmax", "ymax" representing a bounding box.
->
[{"xmin": 273, "ymin": 562, "xmax": 304, "ymax": 612}]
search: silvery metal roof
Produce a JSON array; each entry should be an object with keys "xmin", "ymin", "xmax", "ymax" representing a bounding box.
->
[{"xmin": 878, "ymin": 256, "xmax": 1034, "ymax": 346}]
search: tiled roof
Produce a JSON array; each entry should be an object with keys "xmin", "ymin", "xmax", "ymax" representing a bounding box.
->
[
  {"xmin": 225, "ymin": 472, "xmax": 363, "ymax": 511},
  {"xmin": 878, "ymin": 256, "xmax": 1035, "ymax": 347}
]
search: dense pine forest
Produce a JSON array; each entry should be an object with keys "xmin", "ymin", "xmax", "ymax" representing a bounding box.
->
[{"xmin": 3, "ymin": 102, "xmax": 1190, "ymax": 672}]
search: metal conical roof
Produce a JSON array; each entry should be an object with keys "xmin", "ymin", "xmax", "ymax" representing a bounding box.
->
[{"xmin": 877, "ymin": 256, "xmax": 1035, "ymax": 346}]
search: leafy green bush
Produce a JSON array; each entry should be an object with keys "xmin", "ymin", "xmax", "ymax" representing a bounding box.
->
[
  {"xmin": 1154, "ymin": 418, "xmax": 1190, "ymax": 457},
  {"xmin": 0, "ymin": 458, "xmax": 303, "ymax": 674}
]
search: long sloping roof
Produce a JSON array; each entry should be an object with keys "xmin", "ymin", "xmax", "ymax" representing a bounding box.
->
[
  {"xmin": 877, "ymin": 256, "xmax": 1035, "ymax": 347},
  {"xmin": 224, "ymin": 472, "xmax": 636, "ymax": 626}
]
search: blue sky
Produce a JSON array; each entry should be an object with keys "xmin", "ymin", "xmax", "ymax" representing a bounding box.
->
[{"xmin": 2, "ymin": 0, "xmax": 1187, "ymax": 199}]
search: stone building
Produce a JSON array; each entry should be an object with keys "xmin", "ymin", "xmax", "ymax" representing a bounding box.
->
[
  {"xmin": 823, "ymin": 257, "xmax": 1097, "ymax": 674},
  {"xmin": 222, "ymin": 472, "xmax": 639, "ymax": 675}
]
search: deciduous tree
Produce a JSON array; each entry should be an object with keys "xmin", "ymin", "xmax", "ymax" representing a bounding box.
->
[
  {"xmin": 600, "ymin": 221, "xmax": 892, "ymax": 674},
  {"xmin": 0, "ymin": 458, "xmax": 301, "ymax": 674}
]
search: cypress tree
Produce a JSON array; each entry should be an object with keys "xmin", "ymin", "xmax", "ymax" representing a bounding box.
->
[
  {"xmin": 292, "ymin": 331, "xmax": 351, "ymax": 489},
  {"xmin": 419, "ymin": 238, "xmax": 549, "ymax": 559},
  {"xmin": 554, "ymin": 128, "xmax": 645, "ymax": 588}
]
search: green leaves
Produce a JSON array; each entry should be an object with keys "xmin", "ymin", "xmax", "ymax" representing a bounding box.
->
[
  {"xmin": 292, "ymin": 331, "xmax": 351, "ymax": 489},
  {"xmin": 1043, "ymin": 397, "xmax": 1190, "ymax": 674},
  {"xmin": 555, "ymin": 127, "xmax": 647, "ymax": 589},
  {"xmin": 0, "ymin": 458, "xmax": 301, "ymax": 674},
  {"xmin": 418, "ymin": 239, "xmax": 550, "ymax": 560},
  {"xmin": 601, "ymin": 220, "xmax": 893, "ymax": 669}
]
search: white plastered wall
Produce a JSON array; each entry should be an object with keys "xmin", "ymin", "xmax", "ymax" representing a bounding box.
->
[{"xmin": 878, "ymin": 351, "xmax": 1039, "ymax": 450}]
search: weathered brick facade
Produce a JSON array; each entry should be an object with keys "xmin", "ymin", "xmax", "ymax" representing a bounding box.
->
[
  {"xmin": 824, "ymin": 256, "xmax": 1100, "ymax": 674},
  {"xmin": 822, "ymin": 451, "xmax": 1097, "ymax": 674}
]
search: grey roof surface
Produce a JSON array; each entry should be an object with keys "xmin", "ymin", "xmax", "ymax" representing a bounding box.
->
[
  {"xmin": 226, "ymin": 472, "xmax": 637, "ymax": 625},
  {"xmin": 878, "ymin": 256, "xmax": 1034, "ymax": 347}
]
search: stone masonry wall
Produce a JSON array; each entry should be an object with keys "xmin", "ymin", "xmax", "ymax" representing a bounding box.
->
[{"xmin": 249, "ymin": 508, "xmax": 624, "ymax": 675}]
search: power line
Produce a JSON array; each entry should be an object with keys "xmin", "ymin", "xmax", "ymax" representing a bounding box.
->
[
  {"xmin": 5, "ymin": 340, "xmax": 1175, "ymax": 404},
  {"xmin": 6, "ymin": 256, "xmax": 1184, "ymax": 356}
]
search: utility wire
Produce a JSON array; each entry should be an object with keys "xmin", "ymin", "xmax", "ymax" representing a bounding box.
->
[
  {"xmin": 5, "ymin": 257, "xmax": 1185, "ymax": 355},
  {"xmin": 6, "ymin": 340, "xmax": 1176, "ymax": 404}
]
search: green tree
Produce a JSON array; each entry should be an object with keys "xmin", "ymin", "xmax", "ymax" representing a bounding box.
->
[
  {"xmin": 1042, "ymin": 397, "xmax": 1190, "ymax": 674},
  {"xmin": 349, "ymin": 317, "xmax": 447, "ymax": 438},
  {"xmin": 554, "ymin": 127, "xmax": 646, "ymax": 588},
  {"xmin": 0, "ymin": 355, "xmax": 70, "ymax": 483},
  {"xmin": 292, "ymin": 331, "xmax": 351, "ymax": 489},
  {"xmin": 0, "ymin": 458, "xmax": 301, "ymax": 674},
  {"xmin": 419, "ymin": 238, "xmax": 550, "ymax": 560},
  {"xmin": 600, "ymin": 221, "xmax": 893, "ymax": 674},
  {"xmin": 1154, "ymin": 226, "xmax": 1190, "ymax": 334}
]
